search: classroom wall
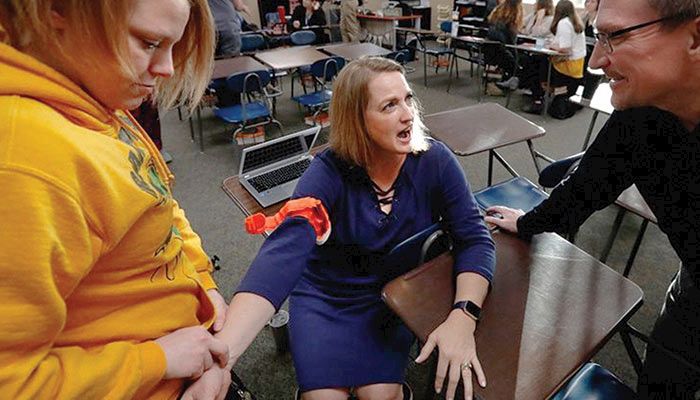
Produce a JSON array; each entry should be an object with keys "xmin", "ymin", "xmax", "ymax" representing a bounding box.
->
[{"xmin": 242, "ymin": 0, "xmax": 261, "ymax": 28}]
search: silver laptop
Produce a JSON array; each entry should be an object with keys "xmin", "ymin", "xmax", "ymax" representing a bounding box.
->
[{"xmin": 239, "ymin": 126, "xmax": 322, "ymax": 207}]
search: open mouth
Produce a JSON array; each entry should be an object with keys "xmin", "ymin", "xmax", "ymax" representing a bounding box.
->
[{"xmin": 397, "ymin": 126, "xmax": 411, "ymax": 141}]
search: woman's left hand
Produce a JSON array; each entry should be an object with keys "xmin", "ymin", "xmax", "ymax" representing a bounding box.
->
[
  {"xmin": 207, "ymin": 289, "xmax": 229, "ymax": 332},
  {"xmin": 415, "ymin": 310, "xmax": 486, "ymax": 400}
]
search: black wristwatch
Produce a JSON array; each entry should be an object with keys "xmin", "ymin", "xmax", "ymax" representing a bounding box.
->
[{"xmin": 452, "ymin": 300, "xmax": 481, "ymax": 321}]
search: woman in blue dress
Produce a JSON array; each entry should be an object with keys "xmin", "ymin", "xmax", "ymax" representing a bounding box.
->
[{"xmin": 184, "ymin": 57, "xmax": 496, "ymax": 400}]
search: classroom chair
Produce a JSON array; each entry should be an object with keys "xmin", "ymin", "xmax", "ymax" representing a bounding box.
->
[
  {"xmin": 292, "ymin": 57, "xmax": 345, "ymax": 127},
  {"xmin": 212, "ymin": 70, "xmax": 282, "ymax": 149}
]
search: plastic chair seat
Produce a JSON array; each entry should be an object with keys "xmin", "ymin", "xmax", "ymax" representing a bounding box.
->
[
  {"xmin": 213, "ymin": 101, "xmax": 270, "ymax": 123},
  {"xmin": 551, "ymin": 363, "xmax": 637, "ymax": 400},
  {"xmin": 293, "ymin": 89, "xmax": 333, "ymax": 108},
  {"xmin": 473, "ymin": 176, "xmax": 548, "ymax": 213},
  {"xmin": 423, "ymin": 44, "xmax": 453, "ymax": 56}
]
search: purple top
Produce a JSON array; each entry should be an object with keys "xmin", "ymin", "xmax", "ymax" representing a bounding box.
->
[{"xmin": 237, "ymin": 139, "xmax": 496, "ymax": 309}]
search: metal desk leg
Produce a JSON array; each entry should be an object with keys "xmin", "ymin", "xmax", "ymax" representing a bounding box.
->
[
  {"xmin": 600, "ymin": 207, "xmax": 627, "ymax": 263},
  {"xmin": 491, "ymin": 150, "xmax": 520, "ymax": 178},
  {"xmin": 188, "ymin": 114, "xmax": 195, "ymax": 142},
  {"xmin": 488, "ymin": 150, "xmax": 494, "ymax": 186},
  {"xmin": 623, "ymin": 219, "xmax": 649, "ymax": 277},
  {"xmin": 526, "ymin": 140, "xmax": 543, "ymax": 175},
  {"xmin": 478, "ymin": 46, "xmax": 484, "ymax": 102},
  {"xmin": 447, "ymin": 48, "xmax": 456, "ymax": 93},
  {"xmin": 423, "ymin": 48, "xmax": 428, "ymax": 87},
  {"xmin": 543, "ymin": 61, "xmax": 552, "ymax": 117},
  {"xmin": 582, "ymin": 111, "xmax": 600, "ymax": 150}
]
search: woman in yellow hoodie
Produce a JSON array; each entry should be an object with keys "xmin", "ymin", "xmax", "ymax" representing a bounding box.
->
[{"xmin": 0, "ymin": 1, "xmax": 233, "ymax": 398}]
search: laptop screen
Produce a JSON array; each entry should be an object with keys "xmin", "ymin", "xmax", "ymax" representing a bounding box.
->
[{"xmin": 241, "ymin": 135, "xmax": 305, "ymax": 174}]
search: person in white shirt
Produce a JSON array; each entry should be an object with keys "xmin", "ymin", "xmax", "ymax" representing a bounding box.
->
[{"xmin": 521, "ymin": 0, "xmax": 586, "ymax": 113}]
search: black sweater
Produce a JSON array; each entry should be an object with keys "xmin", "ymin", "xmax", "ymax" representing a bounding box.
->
[{"xmin": 518, "ymin": 107, "xmax": 700, "ymax": 284}]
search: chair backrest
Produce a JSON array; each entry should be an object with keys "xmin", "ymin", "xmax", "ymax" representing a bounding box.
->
[
  {"xmin": 310, "ymin": 57, "xmax": 345, "ymax": 83},
  {"xmin": 226, "ymin": 70, "xmax": 271, "ymax": 94},
  {"xmin": 240, "ymin": 34, "xmax": 266, "ymax": 53},
  {"xmin": 386, "ymin": 49, "xmax": 410, "ymax": 65},
  {"xmin": 386, "ymin": 223, "xmax": 453, "ymax": 270},
  {"xmin": 290, "ymin": 30, "xmax": 317, "ymax": 45},
  {"xmin": 265, "ymin": 12, "xmax": 280, "ymax": 26},
  {"xmin": 440, "ymin": 20, "xmax": 452, "ymax": 34}
]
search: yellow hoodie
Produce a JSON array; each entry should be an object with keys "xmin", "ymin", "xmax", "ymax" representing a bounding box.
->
[{"xmin": 0, "ymin": 42, "xmax": 217, "ymax": 399}]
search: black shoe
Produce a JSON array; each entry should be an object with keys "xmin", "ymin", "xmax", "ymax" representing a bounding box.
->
[{"xmin": 521, "ymin": 99, "xmax": 544, "ymax": 114}]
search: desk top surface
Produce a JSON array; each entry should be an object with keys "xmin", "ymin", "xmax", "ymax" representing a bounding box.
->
[
  {"xmin": 454, "ymin": 35, "xmax": 499, "ymax": 44},
  {"xmin": 507, "ymin": 42, "xmax": 565, "ymax": 56},
  {"xmin": 357, "ymin": 14, "xmax": 420, "ymax": 21},
  {"xmin": 320, "ymin": 42, "xmax": 391, "ymax": 59},
  {"xmin": 212, "ymin": 56, "xmax": 269, "ymax": 80},
  {"xmin": 254, "ymin": 46, "xmax": 330, "ymax": 70},
  {"xmin": 424, "ymin": 102, "xmax": 546, "ymax": 156},
  {"xmin": 477, "ymin": 231, "xmax": 643, "ymax": 399},
  {"xmin": 569, "ymin": 82, "xmax": 614, "ymax": 115}
]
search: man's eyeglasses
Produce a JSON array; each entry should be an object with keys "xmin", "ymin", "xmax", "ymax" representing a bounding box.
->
[{"xmin": 593, "ymin": 15, "xmax": 677, "ymax": 53}]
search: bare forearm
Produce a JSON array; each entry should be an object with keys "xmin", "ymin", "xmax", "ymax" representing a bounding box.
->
[
  {"xmin": 448, "ymin": 272, "xmax": 489, "ymax": 332},
  {"xmin": 216, "ymin": 292, "xmax": 276, "ymax": 368},
  {"xmin": 454, "ymin": 272, "xmax": 489, "ymax": 308}
]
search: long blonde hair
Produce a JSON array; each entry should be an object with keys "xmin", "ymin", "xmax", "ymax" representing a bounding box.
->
[
  {"xmin": 0, "ymin": 0, "xmax": 215, "ymax": 112},
  {"xmin": 329, "ymin": 57, "xmax": 429, "ymax": 168}
]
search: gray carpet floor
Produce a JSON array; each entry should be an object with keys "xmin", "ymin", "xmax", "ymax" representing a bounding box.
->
[{"xmin": 160, "ymin": 53, "xmax": 679, "ymax": 399}]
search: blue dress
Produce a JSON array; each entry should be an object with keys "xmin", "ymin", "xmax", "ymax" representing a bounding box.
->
[{"xmin": 237, "ymin": 140, "xmax": 496, "ymax": 391}]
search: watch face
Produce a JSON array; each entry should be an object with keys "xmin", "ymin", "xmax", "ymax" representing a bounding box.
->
[{"xmin": 464, "ymin": 301, "xmax": 481, "ymax": 319}]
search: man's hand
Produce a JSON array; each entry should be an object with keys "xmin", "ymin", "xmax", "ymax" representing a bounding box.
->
[
  {"xmin": 207, "ymin": 289, "xmax": 229, "ymax": 332},
  {"xmin": 155, "ymin": 326, "xmax": 229, "ymax": 379},
  {"xmin": 181, "ymin": 366, "xmax": 232, "ymax": 400},
  {"xmin": 484, "ymin": 206, "xmax": 524, "ymax": 233}
]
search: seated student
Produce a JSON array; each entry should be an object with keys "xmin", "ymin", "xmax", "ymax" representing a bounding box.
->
[
  {"xmin": 0, "ymin": 0, "xmax": 232, "ymax": 398},
  {"xmin": 522, "ymin": 0, "xmax": 554, "ymax": 38},
  {"xmin": 582, "ymin": 0, "xmax": 598, "ymax": 38},
  {"xmin": 503, "ymin": 0, "xmax": 586, "ymax": 114},
  {"xmin": 483, "ymin": 0, "xmax": 523, "ymax": 89},
  {"xmin": 184, "ymin": 57, "xmax": 496, "ymax": 400},
  {"xmin": 290, "ymin": 0, "xmax": 328, "ymax": 44}
]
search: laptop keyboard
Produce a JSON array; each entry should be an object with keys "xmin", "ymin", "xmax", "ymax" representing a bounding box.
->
[{"xmin": 248, "ymin": 158, "xmax": 312, "ymax": 192}]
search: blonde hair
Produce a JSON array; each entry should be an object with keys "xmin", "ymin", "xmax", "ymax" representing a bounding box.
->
[
  {"xmin": 0, "ymin": 0, "xmax": 215, "ymax": 112},
  {"xmin": 329, "ymin": 57, "xmax": 429, "ymax": 168}
]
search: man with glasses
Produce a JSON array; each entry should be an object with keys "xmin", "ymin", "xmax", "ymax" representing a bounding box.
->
[{"xmin": 485, "ymin": 0, "xmax": 700, "ymax": 398}]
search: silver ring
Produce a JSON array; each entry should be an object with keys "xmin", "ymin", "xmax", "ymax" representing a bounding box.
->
[{"xmin": 460, "ymin": 362, "xmax": 472, "ymax": 371}]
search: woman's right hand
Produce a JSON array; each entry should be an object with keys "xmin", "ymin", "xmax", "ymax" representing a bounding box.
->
[
  {"xmin": 483, "ymin": 206, "xmax": 523, "ymax": 233},
  {"xmin": 155, "ymin": 326, "xmax": 229, "ymax": 379}
]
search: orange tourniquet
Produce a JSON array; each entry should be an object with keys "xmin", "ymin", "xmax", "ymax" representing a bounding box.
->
[{"xmin": 245, "ymin": 197, "xmax": 331, "ymax": 244}]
